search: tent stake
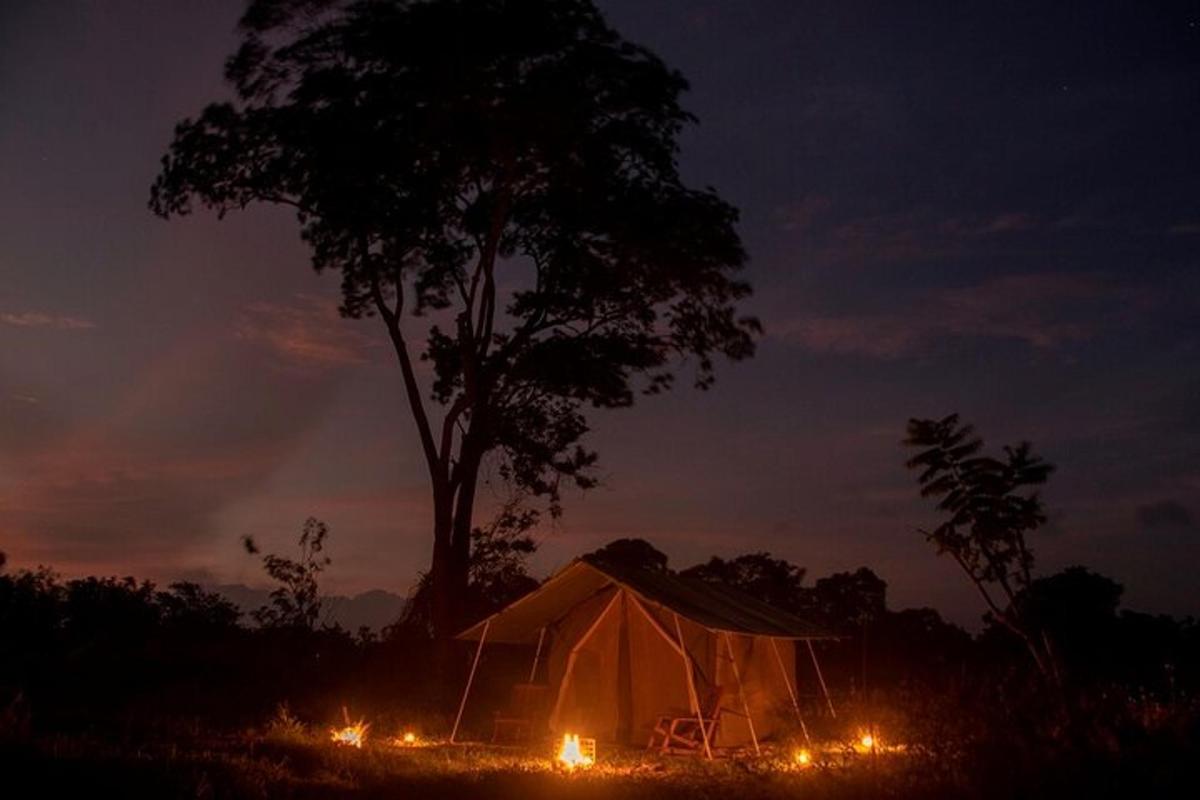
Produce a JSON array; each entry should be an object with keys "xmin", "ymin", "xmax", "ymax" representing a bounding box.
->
[
  {"xmin": 450, "ymin": 618, "xmax": 489, "ymax": 744},
  {"xmin": 723, "ymin": 632, "xmax": 760, "ymax": 756},
  {"xmin": 529, "ymin": 626, "xmax": 546, "ymax": 683},
  {"xmin": 771, "ymin": 637, "xmax": 810, "ymax": 746},
  {"xmin": 806, "ymin": 639, "xmax": 837, "ymax": 718},
  {"xmin": 673, "ymin": 612, "xmax": 713, "ymax": 760}
]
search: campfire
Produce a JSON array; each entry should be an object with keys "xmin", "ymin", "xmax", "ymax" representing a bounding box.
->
[{"xmin": 329, "ymin": 708, "xmax": 369, "ymax": 748}]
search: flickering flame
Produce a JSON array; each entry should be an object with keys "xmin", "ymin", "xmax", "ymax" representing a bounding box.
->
[
  {"xmin": 556, "ymin": 733, "xmax": 594, "ymax": 769},
  {"xmin": 859, "ymin": 733, "xmax": 875, "ymax": 749},
  {"xmin": 330, "ymin": 710, "xmax": 369, "ymax": 748},
  {"xmin": 795, "ymin": 749, "xmax": 812, "ymax": 766},
  {"xmin": 385, "ymin": 731, "xmax": 420, "ymax": 748}
]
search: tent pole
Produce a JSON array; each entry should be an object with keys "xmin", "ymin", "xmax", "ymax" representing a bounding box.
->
[
  {"xmin": 529, "ymin": 626, "xmax": 546, "ymax": 683},
  {"xmin": 450, "ymin": 618, "xmax": 490, "ymax": 744},
  {"xmin": 723, "ymin": 632, "xmax": 760, "ymax": 756},
  {"xmin": 806, "ymin": 640, "xmax": 837, "ymax": 718},
  {"xmin": 770, "ymin": 637, "xmax": 810, "ymax": 746},
  {"xmin": 673, "ymin": 612, "xmax": 713, "ymax": 760},
  {"xmin": 628, "ymin": 593, "xmax": 684, "ymax": 655}
]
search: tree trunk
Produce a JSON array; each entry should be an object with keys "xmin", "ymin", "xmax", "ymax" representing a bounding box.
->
[
  {"xmin": 447, "ymin": 440, "xmax": 484, "ymax": 629},
  {"xmin": 428, "ymin": 444, "xmax": 480, "ymax": 699},
  {"xmin": 429, "ymin": 482, "xmax": 455, "ymax": 641},
  {"xmin": 429, "ymin": 442, "xmax": 483, "ymax": 642}
]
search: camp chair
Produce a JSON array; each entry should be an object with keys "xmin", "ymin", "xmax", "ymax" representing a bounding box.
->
[
  {"xmin": 492, "ymin": 682, "xmax": 551, "ymax": 742},
  {"xmin": 647, "ymin": 684, "xmax": 726, "ymax": 754}
]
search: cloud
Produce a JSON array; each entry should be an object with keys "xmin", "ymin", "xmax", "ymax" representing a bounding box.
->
[
  {"xmin": 775, "ymin": 205, "xmax": 1044, "ymax": 267},
  {"xmin": 774, "ymin": 194, "xmax": 833, "ymax": 233},
  {"xmin": 0, "ymin": 314, "xmax": 354, "ymax": 577},
  {"xmin": 235, "ymin": 294, "xmax": 374, "ymax": 372},
  {"xmin": 772, "ymin": 273, "xmax": 1149, "ymax": 358},
  {"xmin": 1, "ymin": 311, "xmax": 94, "ymax": 329},
  {"xmin": 1136, "ymin": 500, "xmax": 1194, "ymax": 530}
]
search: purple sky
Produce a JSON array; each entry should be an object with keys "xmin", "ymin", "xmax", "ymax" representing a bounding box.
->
[{"xmin": 2, "ymin": 1, "xmax": 1198, "ymax": 626}]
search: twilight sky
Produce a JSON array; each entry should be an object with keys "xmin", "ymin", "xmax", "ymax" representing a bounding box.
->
[{"xmin": 2, "ymin": 0, "xmax": 1198, "ymax": 626}]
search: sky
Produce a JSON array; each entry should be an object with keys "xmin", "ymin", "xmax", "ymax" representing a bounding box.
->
[{"xmin": 1, "ymin": 0, "xmax": 1198, "ymax": 627}]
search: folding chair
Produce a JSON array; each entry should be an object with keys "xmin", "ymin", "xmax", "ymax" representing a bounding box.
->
[{"xmin": 647, "ymin": 684, "xmax": 727, "ymax": 754}]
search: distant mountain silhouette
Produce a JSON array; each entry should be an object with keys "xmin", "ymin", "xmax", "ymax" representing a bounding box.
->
[{"xmin": 210, "ymin": 584, "xmax": 407, "ymax": 632}]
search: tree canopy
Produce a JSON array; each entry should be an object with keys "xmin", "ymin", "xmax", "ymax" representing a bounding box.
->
[{"xmin": 151, "ymin": 0, "xmax": 759, "ymax": 636}]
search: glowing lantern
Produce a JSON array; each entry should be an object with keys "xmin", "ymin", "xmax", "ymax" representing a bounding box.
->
[
  {"xmin": 856, "ymin": 731, "xmax": 878, "ymax": 752},
  {"xmin": 388, "ymin": 731, "xmax": 420, "ymax": 747},
  {"xmin": 556, "ymin": 733, "xmax": 595, "ymax": 769}
]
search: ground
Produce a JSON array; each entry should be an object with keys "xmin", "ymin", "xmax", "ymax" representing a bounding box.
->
[{"xmin": 1, "ymin": 729, "xmax": 928, "ymax": 800}]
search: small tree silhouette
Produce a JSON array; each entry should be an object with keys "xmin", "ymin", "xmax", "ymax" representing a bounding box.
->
[
  {"xmin": 904, "ymin": 414, "xmax": 1059, "ymax": 681},
  {"xmin": 243, "ymin": 518, "xmax": 332, "ymax": 630}
]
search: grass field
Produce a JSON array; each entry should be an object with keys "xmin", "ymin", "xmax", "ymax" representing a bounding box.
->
[{"xmin": 1, "ymin": 727, "xmax": 935, "ymax": 800}]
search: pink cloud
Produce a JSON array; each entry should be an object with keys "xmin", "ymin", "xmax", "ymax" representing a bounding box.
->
[
  {"xmin": 235, "ymin": 294, "xmax": 374, "ymax": 371},
  {"xmin": 0, "ymin": 311, "xmax": 354, "ymax": 578},
  {"xmin": 1, "ymin": 311, "xmax": 94, "ymax": 329}
]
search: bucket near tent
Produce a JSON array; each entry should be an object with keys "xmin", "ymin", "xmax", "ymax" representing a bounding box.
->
[{"xmin": 451, "ymin": 556, "xmax": 837, "ymax": 755}]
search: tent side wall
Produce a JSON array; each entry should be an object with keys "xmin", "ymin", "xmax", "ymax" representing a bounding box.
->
[
  {"xmin": 625, "ymin": 592, "xmax": 694, "ymax": 744},
  {"xmin": 715, "ymin": 634, "xmax": 796, "ymax": 746}
]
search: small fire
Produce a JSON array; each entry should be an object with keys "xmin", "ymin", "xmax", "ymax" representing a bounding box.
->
[
  {"xmin": 794, "ymin": 749, "xmax": 812, "ymax": 767},
  {"xmin": 859, "ymin": 733, "xmax": 875, "ymax": 750},
  {"xmin": 388, "ymin": 731, "xmax": 420, "ymax": 747},
  {"xmin": 556, "ymin": 733, "xmax": 595, "ymax": 770},
  {"xmin": 329, "ymin": 708, "xmax": 369, "ymax": 748}
]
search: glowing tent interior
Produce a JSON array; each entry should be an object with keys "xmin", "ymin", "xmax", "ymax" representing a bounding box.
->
[{"xmin": 452, "ymin": 556, "xmax": 837, "ymax": 756}]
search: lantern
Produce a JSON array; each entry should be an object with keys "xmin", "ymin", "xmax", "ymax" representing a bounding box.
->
[{"xmin": 556, "ymin": 733, "xmax": 596, "ymax": 769}]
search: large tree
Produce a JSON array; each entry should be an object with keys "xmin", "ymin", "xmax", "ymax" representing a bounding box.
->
[{"xmin": 151, "ymin": 0, "xmax": 759, "ymax": 639}]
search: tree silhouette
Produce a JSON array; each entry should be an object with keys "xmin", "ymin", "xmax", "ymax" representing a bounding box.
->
[
  {"xmin": 585, "ymin": 538, "xmax": 670, "ymax": 572},
  {"xmin": 150, "ymin": 0, "xmax": 759, "ymax": 640},
  {"xmin": 243, "ymin": 517, "xmax": 332, "ymax": 630},
  {"xmin": 806, "ymin": 567, "xmax": 887, "ymax": 631},
  {"xmin": 1011, "ymin": 567, "xmax": 1122, "ymax": 682},
  {"xmin": 904, "ymin": 414, "xmax": 1058, "ymax": 679},
  {"xmin": 394, "ymin": 496, "xmax": 541, "ymax": 635},
  {"xmin": 681, "ymin": 553, "xmax": 806, "ymax": 612}
]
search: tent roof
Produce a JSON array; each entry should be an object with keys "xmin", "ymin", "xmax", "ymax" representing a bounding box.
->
[{"xmin": 457, "ymin": 557, "xmax": 834, "ymax": 643}]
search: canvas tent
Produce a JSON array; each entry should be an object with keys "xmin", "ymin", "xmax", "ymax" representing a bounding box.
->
[{"xmin": 452, "ymin": 557, "xmax": 836, "ymax": 755}]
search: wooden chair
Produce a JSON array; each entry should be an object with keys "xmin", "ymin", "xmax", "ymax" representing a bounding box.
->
[
  {"xmin": 492, "ymin": 682, "xmax": 551, "ymax": 743},
  {"xmin": 647, "ymin": 684, "xmax": 726, "ymax": 754}
]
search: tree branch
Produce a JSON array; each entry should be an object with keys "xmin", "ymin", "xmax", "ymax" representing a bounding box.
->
[{"xmin": 369, "ymin": 267, "xmax": 441, "ymax": 479}]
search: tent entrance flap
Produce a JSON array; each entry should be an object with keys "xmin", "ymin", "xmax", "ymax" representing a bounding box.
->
[{"xmin": 549, "ymin": 588, "xmax": 622, "ymax": 736}]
